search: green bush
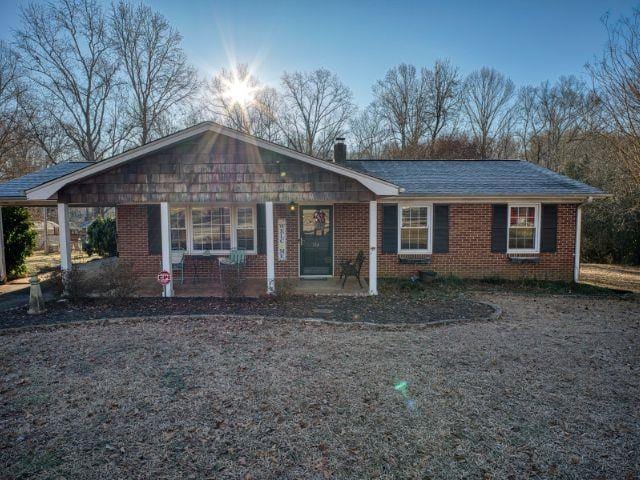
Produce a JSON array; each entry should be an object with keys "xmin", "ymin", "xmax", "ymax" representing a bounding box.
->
[
  {"xmin": 83, "ymin": 217, "xmax": 117, "ymax": 257},
  {"xmin": 1, "ymin": 206, "xmax": 36, "ymax": 279}
]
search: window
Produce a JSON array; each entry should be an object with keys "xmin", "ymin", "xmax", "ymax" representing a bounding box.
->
[
  {"xmin": 183, "ymin": 205, "xmax": 255, "ymax": 253},
  {"xmin": 235, "ymin": 207, "xmax": 255, "ymax": 251},
  {"xmin": 170, "ymin": 207, "xmax": 187, "ymax": 251},
  {"xmin": 507, "ymin": 204, "xmax": 539, "ymax": 253},
  {"xmin": 192, "ymin": 206, "xmax": 231, "ymax": 252},
  {"xmin": 399, "ymin": 205, "xmax": 431, "ymax": 253}
]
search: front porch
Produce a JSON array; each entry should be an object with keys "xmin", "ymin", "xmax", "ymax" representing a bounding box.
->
[{"xmin": 136, "ymin": 276, "xmax": 369, "ymax": 298}]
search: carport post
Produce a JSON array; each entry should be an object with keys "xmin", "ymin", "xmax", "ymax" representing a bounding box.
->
[
  {"xmin": 265, "ymin": 201, "xmax": 275, "ymax": 294},
  {"xmin": 0, "ymin": 207, "xmax": 6, "ymax": 283},
  {"xmin": 369, "ymin": 200, "xmax": 378, "ymax": 295},
  {"xmin": 160, "ymin": 202, "xmax": 173, "ymax": 297},
  {"xmin": 57, "ymin": 203, "xmax": 72, "ymax": 271}
]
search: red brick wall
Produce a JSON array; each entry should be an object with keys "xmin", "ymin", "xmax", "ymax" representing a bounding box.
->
[
  {"xmin": 376, "ymin": 203, "xmax": 577, "ymax": 281},
  {"xmin": 116, "ymin": 204, "xmax": 297, "ymax": 280},
  {"xmin": 116, "ymin": 202, "xmax": 577, "ymax": 283},
  {"xmin": 116, "ymin": 205, "xmax": 160, "ymax": 276}
]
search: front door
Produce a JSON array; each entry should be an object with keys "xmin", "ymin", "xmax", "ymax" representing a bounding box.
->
[{"xmin": 300, "ymin": 205, "xmax": 333, "ymax": 276}]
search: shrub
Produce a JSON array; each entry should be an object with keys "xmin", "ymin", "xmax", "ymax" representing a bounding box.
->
[
  {"xmin": 94, "ymin": 259, "xmax": 139, "ymax": 299},
  {"xmin": 2, "ymin": 206, "xmax": 36, "ymax": 279},
  {"xmin": 47, "ymin": 268, "xmax": 65, "ymax": 297},
  {"xmin": 83, "ymin": 217, "xmax": 117, "ymax": 257},
  {"xmin": 63, "ymin": 265, "xmax": 89, "ymax": 302},
  {"xmin": 221, "ymin": 268, "xmax": 246, "ymax": 299}
]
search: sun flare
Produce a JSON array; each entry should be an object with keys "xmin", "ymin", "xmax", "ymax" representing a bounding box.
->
[{"xmin": 223, "ymin": 76, "xmax": 257, "ymax": 106}]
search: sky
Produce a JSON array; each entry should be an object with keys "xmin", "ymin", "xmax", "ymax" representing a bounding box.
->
[{"xmin": 0, "ymin": 0, "xmax": 637, "ymax": 106}]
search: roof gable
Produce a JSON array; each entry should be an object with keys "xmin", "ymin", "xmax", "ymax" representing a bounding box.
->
[{"xmin": 25, "ymin": 123, "xmax": 399, "ymax": 200}]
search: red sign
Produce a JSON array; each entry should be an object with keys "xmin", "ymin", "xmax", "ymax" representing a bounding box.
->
[{"xmin": 157, "ymin": 270, "xmax": 171, "ymax": 285}]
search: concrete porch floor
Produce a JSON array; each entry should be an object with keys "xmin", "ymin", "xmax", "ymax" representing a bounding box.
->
[{"xmin": 137, "ymin": 276, "xmax": 369, "ymax": 297}]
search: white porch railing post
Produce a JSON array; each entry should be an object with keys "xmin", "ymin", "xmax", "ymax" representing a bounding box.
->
[
  {"xmin": 265, "ymin": 201, "xmax": 275, "ymax": 294},
  {"xmin": 57, "ymin": 203, "xmax": 72, "ymax": 272},
  {"xmin": 160, "ymin": 202, "xmax": 173, "ymax": 297},
  {"xmin": 369, "ymin": 200, "xmax": 378, "ymax": 295},
  {"xmin": 0, "ymin": 207, "xmax": 6, "ymax": 283}
]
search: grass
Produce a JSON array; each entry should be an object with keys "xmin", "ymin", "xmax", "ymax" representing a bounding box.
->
[{"xmin": 1, "ymin": 292, "xmax": 638, "ymax": 478}]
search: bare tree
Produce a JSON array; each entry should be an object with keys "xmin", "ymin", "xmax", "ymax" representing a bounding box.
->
[
  {"xmin": 587, "ymin": 9, "xmax": 640, "ymax": 182},
  {"xmin": 424, "ymin": 59, "xmax": 460, "ymax": 152},
  {"xmin": 350, "ymin": 104, "xmax": 389, "ymax": 158},
  {"xmin": 278, "ymin": 69, "xmax": 354, "ymax": 159},
  {"xmin": 462, "ymin": 67, "xmax": 515, "ymax": 158},
  {"xmin": 110, "ymin": 1, "xmax": 199, "ymax": 145},
  {"xmin": 205, "ymin": 64, "xmax": 281, "ymax": 142},
  {"xmin": 0, "ymin": 42, "xmax": 27, "ymax": 167},
  {"xmin": 15, "ymin": 0, "xmax": 125, "ymax": 162},
  {"xmin": 372, "ymin": 63, "xmax": 429, "ymax": 154}
]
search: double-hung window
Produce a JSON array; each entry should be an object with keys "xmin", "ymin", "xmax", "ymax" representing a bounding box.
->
[
  {"xmin": 398, "ymin": 204, "xmax": 432, "ymax": 253},
  {"xmin": 507, "ymin": 204, "xmax": 540, "ymax": 253},
  {"xmin": 235, "ymin": 207, "xmax": 255, "ymax": 251},
  {"xmin": 170, "ymin": 207, "xmax": 187, "ymax": 251},
  {"xmin": 172, "ymin": 205, "xmax": 256, "ymax": 254}
]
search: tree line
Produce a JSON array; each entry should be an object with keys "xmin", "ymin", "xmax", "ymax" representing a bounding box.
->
[{"xmin": 0, "ymin": 0, "xmax": 638, "ymax": 264}]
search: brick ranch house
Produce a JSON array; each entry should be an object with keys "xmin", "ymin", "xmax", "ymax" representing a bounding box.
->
[{"xmin": 0, "ymin": 122, "xmax": 606, "ymax": 295}]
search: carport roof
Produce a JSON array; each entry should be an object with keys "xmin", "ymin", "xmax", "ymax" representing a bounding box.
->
[{"xmin": 0, "ymin": 162, "xmax": 91, "ymax": 201}]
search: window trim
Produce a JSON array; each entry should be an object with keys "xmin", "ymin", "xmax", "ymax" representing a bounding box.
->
[
  {"xmin": 170, "ymin": 204, "xmax": 258, "ymax": 255},
  {"xmin": 506, "ymin": 203, "xmax": 541, "ymax": 254},
  {"xmin": 397, "ymin": 202, "xmax": 433, "ymax": 254}
]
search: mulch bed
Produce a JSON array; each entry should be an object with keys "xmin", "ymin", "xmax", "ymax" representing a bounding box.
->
[{"xmin": 0, "ymin": 294, "xmax": 494, "ymax": 330}]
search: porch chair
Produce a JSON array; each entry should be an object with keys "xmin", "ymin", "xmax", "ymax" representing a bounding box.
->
[
  {"xmin": 171, "ymin": 250, "xmax": 185, "ymax": 285},
  {"xmin": 218, "ymin": 249, "xmax": 247, "ymax": 281},
  {"xmin": 339, "ymin": 250, "xmax": 365, "ymax": 289}
]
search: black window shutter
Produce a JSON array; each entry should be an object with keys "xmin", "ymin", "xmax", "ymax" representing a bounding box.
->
[
  {"xmin": 147, "ymin": 205, "xmax": 162, "ymax": 255},
  {"xmin": 433, "ymin": 205, "xmax": 449, "ymax": 253},
  {"xmin": 257, "ymin": 203, "xmax": 267, "ymax": 254},
  {"xmin": 491, "ymin": 204, "xmax": 508, "ymax": 253},
  {"xmin": 540, "ymin": 204, "xmax": 558, "ymax": 253},
  {"xmin": 382, "ymin": 204, "xmax": 398, "ymax": 253}
]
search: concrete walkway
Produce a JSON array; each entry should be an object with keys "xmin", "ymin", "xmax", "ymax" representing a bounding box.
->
[
  {"xmin": 0, "ymin": 277, "xmax": 55, "ymax": 312},
  {"xmin": 0, "ymin": 258, "xmax": 110, "ymax": 312}
]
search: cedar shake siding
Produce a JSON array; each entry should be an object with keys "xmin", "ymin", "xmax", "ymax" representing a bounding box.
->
[{"xmin": 59, "ymin": 132, "xmax": 373, "ymax": 205}]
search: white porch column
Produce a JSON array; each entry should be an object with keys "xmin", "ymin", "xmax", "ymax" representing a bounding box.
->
[
  {"xmin": 0, "ymin": 207, "xmax": 6, "ymax": 283},
  {"xmin": 574, "ymin": 204, "xmax": 583, "ymax": 284},
  {"xmin": 57, "ymin": 203, "xmax": 72, "ymax": 271},
  {"xmin": 160, "ymin": 202, "xmax": 173, "ymax": 297},
  {"xmin": 369, "ymin": 200, "xmax": 378, "ymax": 295},
  {"xmin": 265, "ymin": 201, "xmax": 275, "ymax": 294},
  {"xmin": 42, "ymin": 207, "xmax": 49, "ymax": 253}
]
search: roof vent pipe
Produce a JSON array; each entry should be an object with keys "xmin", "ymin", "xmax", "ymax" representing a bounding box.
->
[{"xmin": 333, "ymin": 137, "xmax": 346, "ymax": 163}]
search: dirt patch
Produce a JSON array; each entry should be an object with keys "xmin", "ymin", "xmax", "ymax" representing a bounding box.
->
[
  {"xmin": 0, "ymin": 295, "xmax": 494, "ymax": 330},
  {"xmin": 581, "ymin": 263, "xmax": 640, "ymax": 293},
  {"xmin": 1, "ymin": 293, "xmax": 638, "ymax": 478}
]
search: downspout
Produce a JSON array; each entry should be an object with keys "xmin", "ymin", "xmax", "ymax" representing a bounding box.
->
[{"xmin": 574, "ymin": 196, "xmax": 593, "ymax": 284}]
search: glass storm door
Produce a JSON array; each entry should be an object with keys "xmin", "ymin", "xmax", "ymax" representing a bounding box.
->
[{"xmin": 299, "ymin": 206, "xmax": 333, "ymax": 276}]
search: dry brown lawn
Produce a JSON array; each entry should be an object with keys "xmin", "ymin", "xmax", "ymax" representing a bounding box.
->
[
  {"xmin": 1, "ymin": 293, "xmax": 638, "ymax": 479},
  {"xmin": 581, "ymin": 263, "xmax": 640, "ymax": 293}
]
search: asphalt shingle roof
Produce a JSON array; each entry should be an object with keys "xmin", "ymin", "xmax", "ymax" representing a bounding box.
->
[
  {"xmin": 0, "ymin": 162, "xmax": 91, "ymax": 199},
  {"xmin": 343, "ymin": 159, "xmax": 605, "ymax": 197}
]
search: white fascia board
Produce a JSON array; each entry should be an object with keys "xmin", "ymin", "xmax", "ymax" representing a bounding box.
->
[
  {"xmin": 26, "ymin": 122, "xmax": 399, "ymax": 200},
  {"xmin": 378, "ymin": 194, "xmax": 610, "ymax": 203}
]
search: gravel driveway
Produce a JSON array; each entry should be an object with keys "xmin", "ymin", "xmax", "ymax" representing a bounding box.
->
[{"xmin": 1, "ymin": 293, "xmax": 638, "ymax": 479}]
